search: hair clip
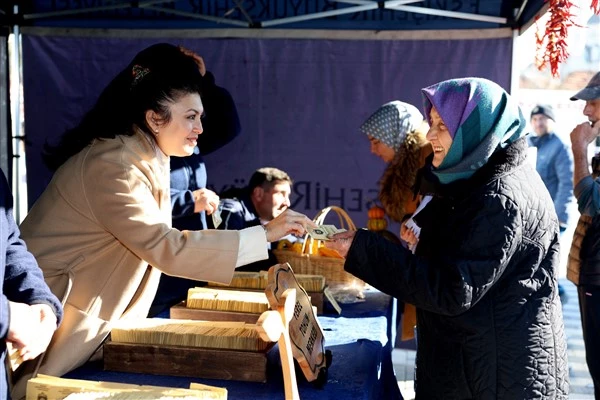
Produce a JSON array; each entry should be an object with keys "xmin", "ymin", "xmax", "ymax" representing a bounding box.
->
[{"xmin": 131, "ymin": 64, "xmax": 150, "ymax": 88}]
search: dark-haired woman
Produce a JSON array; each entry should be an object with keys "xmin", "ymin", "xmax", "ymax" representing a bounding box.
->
[{"xmin": 12, "ymin": 43, "xmax": 313, "ymax": 398}]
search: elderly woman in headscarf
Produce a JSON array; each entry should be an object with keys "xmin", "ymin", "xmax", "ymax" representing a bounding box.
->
[
  {"xmin": 329, "ymin": 78, "xmax": 568, "ymax": 399},
  {"xmin": 361, "ymin": 101, "xmax": 431, "ymax": 342}
]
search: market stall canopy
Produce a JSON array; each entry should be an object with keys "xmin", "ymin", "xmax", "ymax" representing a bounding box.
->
[
  {"xmin": 0, "ymin": 0, "xmax": 550, "ymax": 226},
  {"xmin": 1, "ymin": 1, "xmax": 546, "ymax": 32}
]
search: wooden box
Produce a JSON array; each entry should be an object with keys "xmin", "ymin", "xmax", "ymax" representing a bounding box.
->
[
  {"xmin": 169, "ymin": 301, "xmax": 262, "ymax": 323},
  {"xmin": 104, "ymin": 341, "xmax": 272, "ymax": 382},
  {"xmin": 210, "ymin": 287, "xmax": 325, "ymax": 314}
]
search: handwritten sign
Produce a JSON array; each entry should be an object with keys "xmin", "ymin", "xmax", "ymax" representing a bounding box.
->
[{"xmin": 264, "ymin": 263, "xmax": 328, "ymax": 382}]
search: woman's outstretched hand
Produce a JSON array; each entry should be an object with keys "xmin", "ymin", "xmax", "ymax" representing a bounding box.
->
[
  {"xmin": 325, "ymin": 230, "xmax": 356, "ymax": 258},
  {"xmin": 264, "ymin": 209, "xmax": 317, "ymax": 242}
]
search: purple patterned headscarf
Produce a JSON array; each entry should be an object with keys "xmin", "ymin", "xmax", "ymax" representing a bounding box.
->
[{"xmin": 421, "ymin": 77, "xmax": 526, "ymax": 184}]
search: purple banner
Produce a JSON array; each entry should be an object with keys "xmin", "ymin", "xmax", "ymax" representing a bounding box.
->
[{"xmin": 22, "ymin": 35, "xmax": 512, "ymax": 229}]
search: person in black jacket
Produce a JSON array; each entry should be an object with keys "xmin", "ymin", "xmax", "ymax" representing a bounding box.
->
[
  {"xmin": 0, "ymin": 169, "xmax": 63, "ymax": 399},
  {"xmin": 149, "ymin": 52, "xmax": 241, "ymax": 317},
  {"xmin": 327, "ymin": 77, "xmax": 568, "ymax": 399}
]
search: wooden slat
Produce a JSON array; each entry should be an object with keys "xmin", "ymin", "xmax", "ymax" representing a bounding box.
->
[
  {"xmin": 208, "ymin": 287, "xmax": 325, "ymax": 314},
  {"xmin": 169, "ymin": 302, "xmax": 261, "ymax": 323}
]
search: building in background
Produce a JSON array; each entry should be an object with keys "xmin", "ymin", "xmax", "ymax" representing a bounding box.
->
[{"xmin": 516, "ymin": 9, "xmax": 599, "ymax": 143}]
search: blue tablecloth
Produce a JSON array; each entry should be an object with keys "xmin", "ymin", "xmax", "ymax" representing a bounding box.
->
[{"xmin": 64, "ymin": 288, "xmax": 402, "ymax": 400}]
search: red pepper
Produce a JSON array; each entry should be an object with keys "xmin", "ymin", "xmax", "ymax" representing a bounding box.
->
[{"xmin": 535, "ymin": 0, "xmax": 600, "ymax": 77}]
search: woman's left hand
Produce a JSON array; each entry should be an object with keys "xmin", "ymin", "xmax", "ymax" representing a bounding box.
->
[
  {"xmin": 264, "ymin": 209, "xmax": 317, "ymax": 242},
  {"xmin": 192, "ymin": 188, "xmax": 220, "ymax": 214},
  {"xmin": 325, "ymin": 230, "xmax": 356, "ymax": 258}
]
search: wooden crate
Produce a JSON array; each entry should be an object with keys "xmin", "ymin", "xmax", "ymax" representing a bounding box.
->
[
  {"xmin": 104, "ymin": 341, "xmax": 272, "ymax": 382},
  {"xmin": 169, "ymin": 301, "xmax": 262, "ymax": 323},
  {"xmin": 208, "ymin": 287, "xmax": 325, "ymax": 314}
]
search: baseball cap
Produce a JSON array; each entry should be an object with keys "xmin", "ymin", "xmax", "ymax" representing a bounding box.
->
[{"xmin": 570, "ymin": 71, "xmax": 600, "ymax": 101}]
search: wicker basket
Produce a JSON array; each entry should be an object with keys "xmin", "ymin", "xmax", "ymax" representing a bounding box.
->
[{"xmin": 274, "ymin": 206, "xmax": 365, "ymax": 290}]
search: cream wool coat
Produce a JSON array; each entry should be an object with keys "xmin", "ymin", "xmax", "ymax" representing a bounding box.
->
[{"xmin": 16, "ymin": 130, "xmax": 241, "ymax": 383}]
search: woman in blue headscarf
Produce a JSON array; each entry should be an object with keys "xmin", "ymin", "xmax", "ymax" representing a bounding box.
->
[{"xmin": 328, "ymin": 78, "xmax": 568, "ymax": 399}]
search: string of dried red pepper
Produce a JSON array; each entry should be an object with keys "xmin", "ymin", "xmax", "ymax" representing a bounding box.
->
[{"xmin": 535, "ymin": 0, "xmax": 578, "ymax": 77}]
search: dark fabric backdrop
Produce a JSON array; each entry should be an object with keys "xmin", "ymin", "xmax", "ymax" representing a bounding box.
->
[{"xmin": 21, "ymin": 35, "xmax": 512, "ymax": 228}]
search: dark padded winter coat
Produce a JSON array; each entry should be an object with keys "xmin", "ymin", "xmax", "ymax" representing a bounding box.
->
[{"xmin": 345, "ymin": 138, "xmax": 568, "ymax": 399}]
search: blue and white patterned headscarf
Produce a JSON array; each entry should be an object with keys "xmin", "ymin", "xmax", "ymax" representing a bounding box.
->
[{"xmin": 360, "ymin": 101, "xmax": 424, "ymax": 152}]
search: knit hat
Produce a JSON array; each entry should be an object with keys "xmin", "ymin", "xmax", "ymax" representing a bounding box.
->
[
  {"xmin": 421, "ymin": 77, "xmax": 526, "ymax": 184},
  {"xmin": 360, "ymin": 101, "xmax": 424, "ymax": 152},
  {"xmin": 570, "ymin": 71, "xmax": 600, "ymax": 101},
  {"xmin": 530, "ymin": 104, "xmax": 555, "ymax": 121}
]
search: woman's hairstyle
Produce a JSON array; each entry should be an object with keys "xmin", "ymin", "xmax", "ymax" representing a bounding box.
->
[
  {"xmin": 379, "ymin": 122, "xmax": 430, "ymax": 222},
  {"xmin": 43, "ymin": 43, "xmax": 204, "ymax": 170}
]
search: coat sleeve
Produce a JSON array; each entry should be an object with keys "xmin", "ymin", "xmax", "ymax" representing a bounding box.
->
[
  {"xmin": 0, "ymin": 172, "xmax": 63, "ymax": 339},
  {"xmin": 574, "ymin": 175, "xmax": 600, "ymax": 218},
  {"xmin": 83, "ymin": 156, "xmax": 241, "ymax": 285},
  {"xmin": 170, "ymin": 186, "xmax": 195, "ymax": 219},
  {"xmin": 197, "ymin": 71, "xmax": 241, "ymax": 155},
  {"xmin": 218, "ymin": 199, "xmax": 248, "ymax": 231},
  {"xmin": 169, "ymin": 156, "xmax": 198, "ymax": 220},
  {"xmin": 344, "ymin": 194, "xmax": 523, "ymax": 316}
]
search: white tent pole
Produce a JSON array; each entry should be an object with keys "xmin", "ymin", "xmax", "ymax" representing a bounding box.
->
[
  {"xmin": 261, "ymin": 0, "xmax": 420, "ymax": 27},
  {"xmin": 327, "ymin": 0, "xmax": 509, "ymax": 25},
  {"xmin": 510, "ymin": 28, "xmax": 519, "ymax": 96},
  {"xmin": 388, "ymin": 5, "xmax": 507, "ymax": 24},
  {"xmin": 332, "ymin": 0, "xmax": 421, "ymax": 5},
  {"xmin": 229, "ymin": 0, "xmax": 254, "ymax": 25},
  {"xmin": 24, "ymin": 4, "xmax": 131, "ymax": 20},
  {"xmin": 141, "ymin": 6, "xmax": 249, "ymax": 27},
  {"xmin": 261, "ymin": 4, "xmax": 380, "ymax": 28},
  {"xmin": 23, "ymin": 0, "xmax": 168, "ymax": 21},
  {"xmin": 9, "ymin": 4, "xmax": 26, "ymax": 223}
]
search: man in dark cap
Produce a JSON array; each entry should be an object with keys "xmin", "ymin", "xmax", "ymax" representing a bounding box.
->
[
  {"xmin": 567, "ymin": 71, "xmax": 600, "ymax": 399},
  {"xmin": 528, "ymin": 104, "xmax": 575, "ymax": 233},
  {"xmin": 528, "ymin": 104, "xmax": 575, "ymax": 304}
]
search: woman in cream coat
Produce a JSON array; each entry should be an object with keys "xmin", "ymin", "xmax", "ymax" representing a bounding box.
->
[{"xmin": 12, "ymin": 43, "xmax": 313, "ymax": 398}]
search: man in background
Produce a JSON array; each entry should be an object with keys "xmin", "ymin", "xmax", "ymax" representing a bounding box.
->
[
  {"xmin": 212, "ymin": 167, "xmax": 293, "ymax": 271},
  {"xmin": 528, "ymin": 104, "xmax": 575, "ymax": 234},
  {"xmin": 528, "ymin": 104, "xmax": 575, "ymax": 303}
]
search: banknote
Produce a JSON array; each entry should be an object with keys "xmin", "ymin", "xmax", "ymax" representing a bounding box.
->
[
  {"xmin": 307, "ymin": 225, "xmax": 346, "ymax": 241},
  {"xmin": 211, "ymin": 205, "xmax": 222, "ymax": 228}
]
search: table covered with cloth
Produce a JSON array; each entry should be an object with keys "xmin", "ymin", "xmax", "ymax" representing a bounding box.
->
[{"xmin": 63, "ymin": 288, "xmax": 403, "ymax": 400}]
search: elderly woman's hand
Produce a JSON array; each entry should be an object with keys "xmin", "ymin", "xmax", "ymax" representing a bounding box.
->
[
  {"xmin": 264, "ymin": 209, "xmax": 317, "ymax": 242},
  {"xmin": 400, "ymin": 222, "xmax": 418, "ymax": 249},
  {"xmin": 325, "ymin": 230, "xmax": 356, "ymax": 258}
]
